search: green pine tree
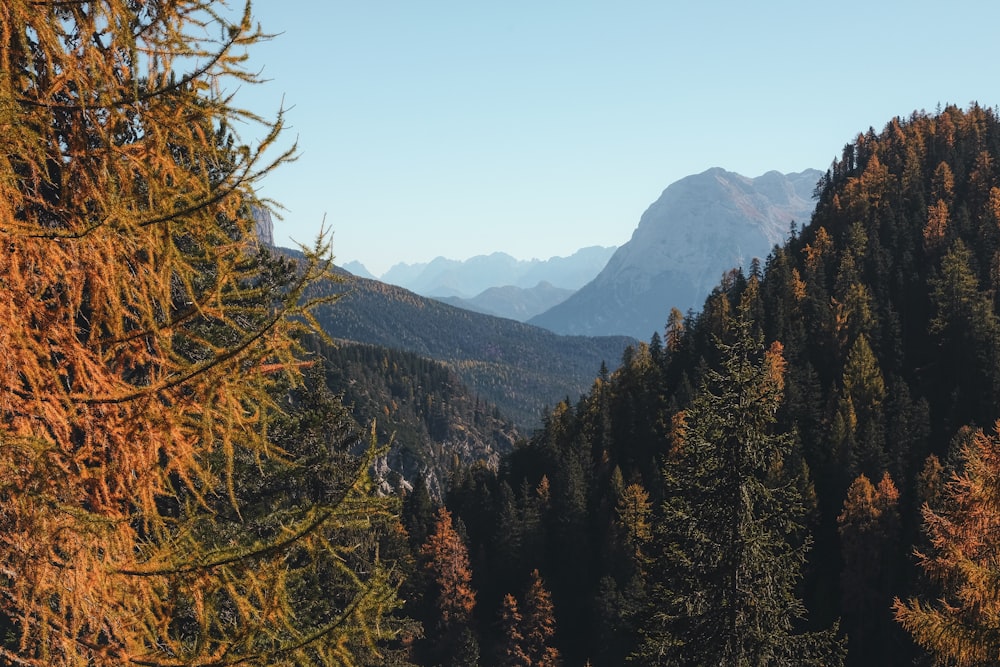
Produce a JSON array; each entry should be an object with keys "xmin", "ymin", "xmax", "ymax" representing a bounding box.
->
[{"xmin": 636, "ymin": 292, "xmax": 844, "ymax": 666}]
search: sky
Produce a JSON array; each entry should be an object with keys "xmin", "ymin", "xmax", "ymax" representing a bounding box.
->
[{"xmin": 229, "ymin": 1, "xmax": 1000, "ymax": 276}]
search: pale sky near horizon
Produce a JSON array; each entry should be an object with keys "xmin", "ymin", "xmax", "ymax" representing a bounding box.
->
[{"xmin": 231, "ymin": 1, "xmax": 1000, "ymax": 276}]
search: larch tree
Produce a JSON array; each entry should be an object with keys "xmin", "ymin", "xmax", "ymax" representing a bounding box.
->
[
  {"xmin": 500, "ymin": 569, "xmax": 560, "ymax": 667},
  {"xmin": 0, "ymin": 1, "xmax": 403, "ymax": 665},
  {"xmin": 894, "ymin": 421, "xmax": 1000, "ymax": 665},
  {"xmin": 837, "ymin": 472, "xmax": 902, "ymax": 664},
  {"xmin": 637, "ymin": 290, "xmax": 844, "ymax": 666},
  {"xmin": 420, "ymin": 506, "xmax": 479, "ymax": 665},
  {"xmin": 500, "ymin": 594, "xmax": 529, "ymax": 667},
  {"xmin": 521, "ymin": 569, "xmax": 561, "ymax": 667}
]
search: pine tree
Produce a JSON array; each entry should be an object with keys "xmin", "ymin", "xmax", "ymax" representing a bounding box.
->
[
  {"xmin": 894, "ymin": 421, "xmax": 1000, "ymax": 665},
  {"xmin": 0, "ymin": 2, "xmax": 403, "ymax": 664},
  {"xmin": 637, "ymin": 292, "xmax": 844, "ymax": 666}
]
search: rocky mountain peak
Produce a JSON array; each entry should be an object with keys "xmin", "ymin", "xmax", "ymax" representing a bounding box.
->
[{"xmin": 529, "ymin": 168, "xmax": 821, "ymax": 339}]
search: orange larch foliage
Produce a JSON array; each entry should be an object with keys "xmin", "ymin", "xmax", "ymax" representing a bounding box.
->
[
  {"xmin": 803, "ymin": 226, "xmax": 833, "ymax": 274},
  {"xmin": 0, "ymin": 2, "xmax": 374, "ymax": 665},
  {"xmin": 895, "ymin": 421, "xmax": 1000, "ymax": 665},
  {"xmin": 500, "ymin": 593, "xmax": 530, "ymax": 667},
  {"xmin": 421, "ymin": 507, "xmax": 477, "ymax": 627},
  {"xmin": 839, "ymin": 472, "xmax": 901, "ymax": 662},
  {"xmin": 521, "ymin": 569, "xmax": 561, "ymax": 667},
  {"xmin": 924, "ymin": 199, "xmax": 950, "ymax": 248}
]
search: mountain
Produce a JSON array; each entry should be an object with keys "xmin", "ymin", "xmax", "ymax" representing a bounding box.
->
[
  {"xmin": 430, "ymin": 105, "xmax": 1000, "ymax": 666},
  {"xmin": 381, "ymin": 246, "xmax": 617, "ymax": 298},
  {"xmin": 341, "ymin": 260, "xmax": 377, "ymax": 280},
  {"xmin": 308, "ymin": 338, "xmax": 519, "ymax": 498},
  {"xmin": 300, "ymin": 269, "xmax": 634, "ymax": 429},
  {"xmin": 529, "ymin": 168, "xmax": 821, "ymax": 339},
  {"xmin": 436, "ymin": 281, "xmax": 575, "ymax": 321}
]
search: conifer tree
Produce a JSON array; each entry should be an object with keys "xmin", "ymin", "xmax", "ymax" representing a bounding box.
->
[
  {"xmin": 420, "ymin": 506, "xmax": 479, "ymax": 665},
  {"xmin": 837, "ymin": 472, "xmax": 903, "ymax": 664},
  {"xmin": 501, "ymin": 593, "xmax": 530, "ymax": 667},
  {"xmin": 895, "ymin": 421, "xmax": 1000, "ymax": 665},
  {"xmin": 637, "ymin": 291, "xmax": 844, "ymax": 666},
  {"xmin": 502, "ymin": 569, "xmax": 561, "ymax": 667},
  {"xmin": 0, "ymin": 1, "xmax": 403, "ymax": 664},
  {"xmin": 522, "ymin": 569, "xmax": 561, "ymax": 667}
]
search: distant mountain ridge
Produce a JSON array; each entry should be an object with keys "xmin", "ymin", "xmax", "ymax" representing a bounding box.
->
[
  {"xmin": 529, "ymin": 168, "xmax": 821, "ymax": 339},
  {"xmin": 379, "ymin": 246, "xmax": 617, "ymax": 298},
  {"xmin": 342, "ymin": 260, "xmax": 377, "ymax": 280},
  {"xmin": 436, "ymin": 281, "xmax": 575, "ymax": 321}
]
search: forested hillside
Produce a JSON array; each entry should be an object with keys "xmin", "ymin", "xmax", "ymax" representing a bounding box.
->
[
  {"xmin": 398, "ymin": 104, "xmax": 1000, "ymax": 665},
  {"xmin": 12, "ymin": 4, "xmax": 1000, "ymax": 664},
  {"xmin": 304, "ymin": 269, "xmax": 634, "ymax": 428},
  {"xmin": 308, "ymin": 338, "xmax": 520, "ymax": 497}
]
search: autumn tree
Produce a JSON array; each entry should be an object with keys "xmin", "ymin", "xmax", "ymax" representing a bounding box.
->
[
  {"xmin": 0, "ymin": 1, "xmax": 403, "ymax": 664},
  {"xmin": 501, "ymin": 594, "xmax": 530, "ymax": 667},
  {"xmin": 501, "ymin": 569, "xmax": 561, "ymax": 667},
  {"xmin": 420, "ymin": 506, "xmax": 479, "ymax": 665},
  {"xmin": 837, "ymin": 472, "xmax": 903, "ymax": 665},
  {"xmin": 895, "ymin": 421, "xmax": 1000, "ymax": 665},
  {"xmin": 616, "ymin": 482, "xmax": 653, "ymax": 567},
  {"xmin": 637, "ymin": 293, "xmax": 844, "ymax": 666}
]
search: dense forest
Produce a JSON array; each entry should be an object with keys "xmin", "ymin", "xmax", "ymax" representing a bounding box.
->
[
  {"xmin": 305, "ymin": 266, "xmax": 634, "ymax": 429},
  {"xmin": 397, "ymin": 103, "xmax": 1000, "ymax": 666},
  {"xmin": 310, "ymin": 337, "xmax": 520, "ymax": 497},
  {"xmin": 7, "ymin": 2, "xmax": 1000, "ymax": 666}
]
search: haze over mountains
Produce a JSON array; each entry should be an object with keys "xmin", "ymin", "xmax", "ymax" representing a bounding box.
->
[
  {"xmin": 529, "ymin": 168, "xmax": 822, "ymax": 339},
  {"xmin": 341, "ymin": 169, "xmax": 821, "ymax": 333},
  {"xmin": 436, "ymin": 282, "xmax": 576, "ymax": 321},
  {"xmin": 342, "ymin": 246, "xmax": 618, "ymax": 322},
  {"xmin": 348, "ymin": 247, "xmax": 615, "ymax": 296}
]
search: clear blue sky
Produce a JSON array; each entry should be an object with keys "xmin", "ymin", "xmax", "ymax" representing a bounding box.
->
[{"xmin": 233, "ymin": 0, "xmax": 999, "ymax": 276}]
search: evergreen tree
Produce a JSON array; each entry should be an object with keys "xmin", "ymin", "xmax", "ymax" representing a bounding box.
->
[{"xmin": 637, "ymin": 293, "xmax": 844, "ymax": 666}]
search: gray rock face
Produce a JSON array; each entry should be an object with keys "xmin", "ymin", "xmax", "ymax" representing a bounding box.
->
[
  {"xmin": 529, "ymin": 168, "xmax": 821, "ymax": 339},
  {"xmin": 251, "ymin": 206, "xmax": 274, "ymax": 247}
]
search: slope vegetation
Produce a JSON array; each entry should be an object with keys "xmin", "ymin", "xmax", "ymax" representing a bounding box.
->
[{"xmin": 304, "ymin": 270, "xmax": 634, "ymax": 428}]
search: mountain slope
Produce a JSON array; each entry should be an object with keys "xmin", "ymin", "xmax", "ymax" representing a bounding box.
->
[
  {"xmin": 304, "ymin": 270, "xmax": 634, "ymax": 428},
  {"xmin": 529, "ymin": 168, "xmax": 821, "ymax": 339},
  {"xmin": 436, "ymin": 281, "xmax": 575, "ymax": 321},
  {"xmin": 308, "ymin": 338, "xmax": 519, "ymax": 497}
]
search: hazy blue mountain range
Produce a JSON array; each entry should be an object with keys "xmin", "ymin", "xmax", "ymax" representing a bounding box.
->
[
  {"xmin": 436, "ymin": 281, "xmax": 575, "ymax": 322},
  {"xmin": 378, "ymin": 246, "xmax": 617, "ymax": 298},
  {"xmin": 529, "ymin": 168, "xmax": 822, "ymax": 339}
]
